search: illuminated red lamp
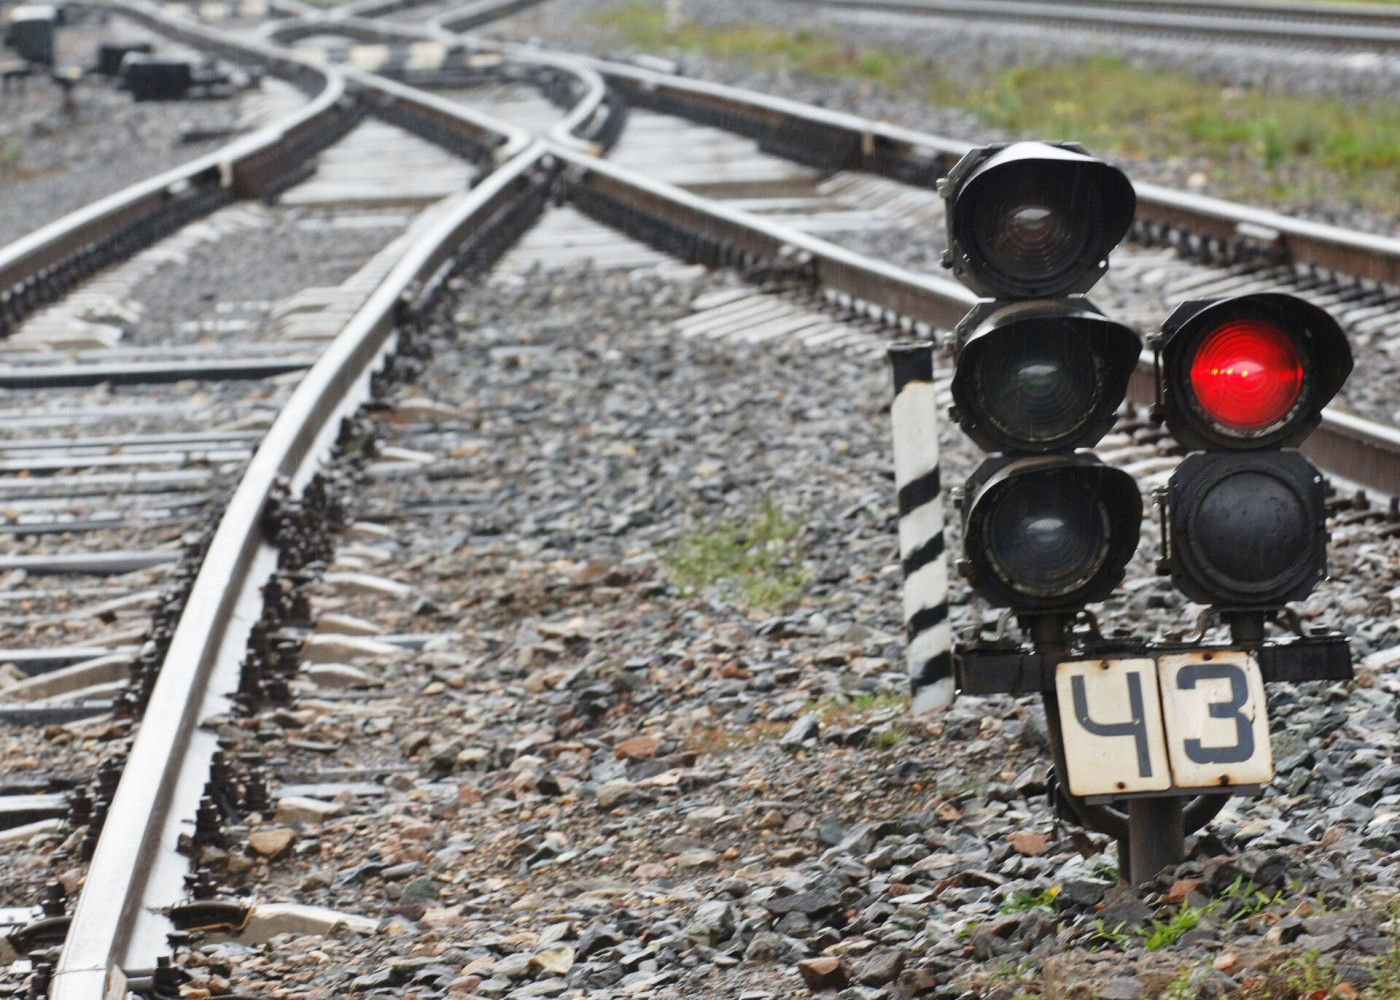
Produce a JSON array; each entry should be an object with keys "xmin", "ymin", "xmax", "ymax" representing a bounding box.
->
[
  {"xmin": 1158, "ymin": 293, "xmax": 1351, "ymax": 452},
  {"xmin": 1157, "ymin": 292, "xmax": 1352, "ymax": 609}
]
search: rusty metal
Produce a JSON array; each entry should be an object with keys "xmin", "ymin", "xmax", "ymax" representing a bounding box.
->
[
  {"xmin": 558, "ymin": 148, "xmax": 976, "ymax": 330},
  {"xmin": 166, "ymin": 899, "xmax": 251, "ymax": 934}
]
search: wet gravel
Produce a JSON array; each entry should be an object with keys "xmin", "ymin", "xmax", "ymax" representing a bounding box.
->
[
  {"xmin": 156, "ymin": 257, "xmax": 1400, "ymax": 1000},
  {"xmin": 5, "ymin": 6, "xmax": 1400, "ymax": 1000}
]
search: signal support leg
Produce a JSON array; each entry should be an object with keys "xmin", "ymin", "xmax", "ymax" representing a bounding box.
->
[{"xmin": 1125, "ymin": 796, "xmax": 1184, "ymax": 885}]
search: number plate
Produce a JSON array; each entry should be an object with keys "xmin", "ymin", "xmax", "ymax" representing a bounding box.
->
[{"xmin": 1055, "ymin": 652, "xmax": 1272, "ymax": 799}]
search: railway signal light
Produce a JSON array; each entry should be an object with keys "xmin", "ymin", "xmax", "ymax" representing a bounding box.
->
[
  {"xmin": 943, "ymin": 141, "xmax": 1137, "ymax": 300},
  {"xmin": 1156, "ymin": 293, "xmax": 1352, "ymax": 608},
  {"xmin": 942, "ymin": 142, "xmax": 1143, "ymax": 617},
  {"xmin": 960, "ymin": 454, "xmax": 1142, "ymax": 613},
  {"xmin": 939, "ymin": 147, "xmax": 1355, "ymax": 887},
  {"xmin": 950, "ymin": 299, "xmax": 1140, "ymax": 454}
]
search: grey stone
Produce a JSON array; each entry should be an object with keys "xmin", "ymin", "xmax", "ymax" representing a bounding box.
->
[
  {"xmin": 765, "ymin": 886, "xmax": 842, "ymax": 916},
  {"xmin": 380, "ymin": 861, "xmax": 422, "ymax": 881},
  {"xmin": 684, "ymin": 900, "xmax": 737, "ymax": 946},
  {"xmin": 350, "ymin": 970, "xmax": 395, "ymax": 991},
  {"xmin": 398, "ymin": 875, "xmax": 440, "ymax": 904},
  {"xmin": 576, "ymin": 922, "xmax": 623, "ymax": 960},
  {"xmin": 745, "ymin": 931, "xmax": 798, "ymax": 963},
  {"xmin": 1098, "ymin": 976, "xmax": 1145, "ymax": 1000},
  {"xmin": 780, "ymin": 714, "xmax": 820, "ymax": 749},
  {"xmin": 1058, "ymin": 876, "xmax": 1113, "ymax": 908},
  {"xmin": 494, "ymin": 953, "xmax": 533, "ymax": 980},
  {"xmin": 817, "ymin": 816, "xmax": 847, "ymax": 846},
  {"xmin": 853, "ymin": 948, "xmax": 906, "ymax": 986},
  {"xmin": 1097, "ymin": 887, "xmax": 1154, "ymax": 929}
]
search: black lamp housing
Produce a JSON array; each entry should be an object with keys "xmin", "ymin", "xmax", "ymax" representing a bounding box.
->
[
  {"xmin": 951, "ymin": 299, "xmax": 1142, "ymax": 454},
  {"xmin": 943, "ymin": 141, "xmax": 1137, "ymax": 300}
]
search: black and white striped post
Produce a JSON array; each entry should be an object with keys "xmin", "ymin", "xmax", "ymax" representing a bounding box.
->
[{"xmin": 888, "ymin": 343, "xmax": 953, "ymax": 714}]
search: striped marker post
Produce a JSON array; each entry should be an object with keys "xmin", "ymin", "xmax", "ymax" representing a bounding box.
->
[{"xmin": 888, "ymin": 343, "xmax": 953, "ymax": 714}]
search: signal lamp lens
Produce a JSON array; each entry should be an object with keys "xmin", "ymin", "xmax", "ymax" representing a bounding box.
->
[
  {"xmin": 951, "ymin": 303, "xmax": 1142, "ymax": 454},
  {"xmin": 1167, "ymin": 451, "xmax": 1326, "ymax": 607},
  {"xmin": 963, "ymin": 458, "xmax": 1143, "ymax": 611},
  {"xmin": 944, "ymin": 141, "xmax": 1136, "ymax": 299},
  {"xmin": 983, "ymin": 474, "xmax": 1111, "ymax": 598},
  {"xmin": 1159, "ymin": 293, "xmax": 1353, "ymax": 451},
  {"xmin": 967, "ymin": 165, "xmax": 1096, "ymax": 297},
  {"xmin": 976, "ymin": 329, "xmax": 1097, "ymax": 446},
  {"xmin": 1189, "ymin": 319, "xmax": 1303, "ymax": 432}
]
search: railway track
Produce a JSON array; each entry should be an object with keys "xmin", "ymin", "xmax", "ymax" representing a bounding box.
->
[
  {"xmin": 785, "ymin": 0, "xmax": 1400, "ymax": 51},
  {"xmin": 2, "ymin": 0, "xmax": 1400, "ymax": 996}
]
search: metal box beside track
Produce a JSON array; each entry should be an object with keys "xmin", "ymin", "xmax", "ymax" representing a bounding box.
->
[
  {"xmin": 5, "ymin": 4, "xmax": 57, "ymax": 64},
  {"xmin": 121, "ymin": 53, "xmax": 193, "ymax": 101}
]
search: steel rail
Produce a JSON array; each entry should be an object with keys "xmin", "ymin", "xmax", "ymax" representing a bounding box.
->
[
  {"xmin": 316, "ymin": 0, "xmax": 1400, "ymax": 286},
  {"xmin": 569, "ymin": 58, "xmax": 1400, "ymax": 288},
  {"xmin": 1051, "ymin": 0, "xmax": 1400, "ymax": 25},
  {"xmin": 553, "ymin": 146, "xmax": 975, "ymax": 330},
  {"xmin": 0, "ymin": 1, "xmax": 347, "ymax": 312},
  {"xmin": 264, "ymin": 13, "xmax": 615, "ymax": 152},
  {"xmin": 49, "ymin": 136, "xmax": 552, "ymax": 1000},
  {"xmin": 30, "ymin": 15, "xmax": 1400, "ymax": 987},
  {"xmin": 986, "ymin": 0, "xmax": 1400, "ymax": 25},
  {"xmin": 543, "ymin": 111, "xmax": 1400, "ymax": 507},
  {"xmin": 790, "ymin": 0, "xmax": 1400, "ymax": 46},
  {"xmin": 274, "ymin": 5, "xmax": 1400, "ymax": 505},
  {"xmin": 32, "ymin": 7, "xmax": 543, "ymax": 992},
  {"xmin": 337, "ymin": 0, "xmax": 544, "ymax": 27},
  {"xmin": 23, "ymin": 5, "xmax": 1400, "ymax": 985}
]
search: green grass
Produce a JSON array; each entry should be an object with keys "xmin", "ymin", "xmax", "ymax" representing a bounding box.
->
[
  {"xmin": 1142, "ymin": 902, "xmax": 1205, "ymax": 951},
  {"xmin": 662, "ymin": 496, "xmax": 808, "ymax": 608},
  {"xmin": 815, "ymin": 690, "xmax": 905, "ymax": 719},
  {"xmin": 0, "ymin": 138, "xmax": 24, "ymax": 179},
  {"xmin": 925, "ymin": 53, "xmax": 1400, "ymax": 210},
  {"xmin": 1000, "ymin": 886, "xmax": 1061, "ymax": 915},
  {"xmin": 591, "ymin": 3, "xmax": 1400, "ymax": 212},
  {"xmin": 870, "ymin": 724, "xmax": 908, "ymax": 749},
  {"xmin": 589, "ymin": 2, "xmax": 922, "ymax": 86}
]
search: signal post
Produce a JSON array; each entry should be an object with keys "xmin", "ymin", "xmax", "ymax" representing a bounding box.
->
[{"xmin": 935, "ymin": 142, "xmax": 1354, "ymax": 883}]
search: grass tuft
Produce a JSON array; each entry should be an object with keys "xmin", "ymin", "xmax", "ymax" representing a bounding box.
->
[
  {"xmin": 592, "ymin": 3, "xmax": 1400, "ymax": 213},
  {"xmin": 662, "ymin": 496, "xmax": 808, "ymax": 608}
]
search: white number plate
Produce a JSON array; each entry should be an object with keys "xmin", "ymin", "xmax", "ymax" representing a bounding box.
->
[{"xmin": 1055, "ymin": 651, "xmax": 1272, "ymax": 799}]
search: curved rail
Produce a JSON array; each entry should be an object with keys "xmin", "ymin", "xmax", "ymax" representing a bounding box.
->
[
  {"xmin": 31, "ymin": 0, "xmax": 1400, "ymax": 985},
  {"xmin": 264, "ymin": 11, "xmax": 618, "ymax": 151},
  {"xmin": 0, "ymin": 0, "xmax": 352, "ymax": 334},
  {"xmin": 36, "ymin": 4, "xmax": 543, "ymax": 991},
  {"xmin": 50, "ymin": 136, "xmax": 552, "ymax": 1000},
  {"xmin": 252, "ymin": 2, "xmax": 1400, "ymax": 506}
]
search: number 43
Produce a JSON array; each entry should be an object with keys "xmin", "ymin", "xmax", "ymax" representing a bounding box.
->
[{"xmin": 1054, "ymin": 652, "xmax": 1273, "ymax": 799}]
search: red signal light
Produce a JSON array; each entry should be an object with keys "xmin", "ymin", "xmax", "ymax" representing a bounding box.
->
[
  {"xmin": 1189, "ymin": 319, "xmax": 1304, "ymax": 432},
  {"xmin": 1158, "ymin": 293, "xmax": 1351, "ymax": 452}
]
